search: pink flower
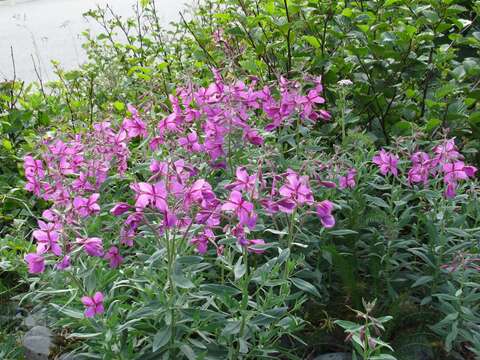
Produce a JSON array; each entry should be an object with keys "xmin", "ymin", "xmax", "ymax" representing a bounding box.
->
[
  {"xmin": 339, "ymin": 168, "xmax": 357, "ymax": 189},
  {"xmin": 442, "ymin": 161, "xmax": 477, "ymax": 199},
  {"xmin": 317, "ymin": 109, "xmax": 332, "ymax": 121},
  {"xmin": 24, "ymin": 155, "xmax": 45, "ymax": 180},
  {"xmin": 178, "ymin": 131, "xmax": 203, "ymax": 152},
  {"xmin": 247, "ymin": 239, "xmax": 266, "ymax": 254},
  {"xmin": 444, "ymin": 182, "xmax": 457, "ymax": 199},
  {"xmin": 408, "ymin": 152, "xmax": 431, "ymax": 185},
  {"xmin": 110, "ymin": 202, "xmax": 130, "ymax": 216},
  {"xmin": 297, "ymin": 89, "xmax": 325, "ymax": 118},
  {"xmin": 221, "ymin": 190, "xmax": 257, "ymax": 229},
  {"xmin": 163, "ymin": 210, "xmax": 177, "ymax": 228},
  {"xmin": 104, "ymin": 246, "xmax": 123, "ymax": 268},
  {"xmin": 243, "ymin": 127, "xmax": 264, "ymax": 146},
  {"xmin": 120, "ymin": 227, "xmax": 135, "ymax": 247},
  {"xmin": 25, "ymin": 177, "xmax": 42, "ymax": 196},
  {"xmin": 184, "ymin": 179, "xmax": 216, "ymax": 208},
  {"xmin": 433, "ymin": 139, "xmax": 461, "ymax": 166},
  {"xmin": 150, "ymin": 160, "xmax": 168, "ymax": 176},
  {"xmin": 42, "ymin": 209, "xmax": 59, "ymax": 222},
  {"xmin": 81, "ymin": 292, "xmax": 104, "ymax": 318},
  {"xmin": 232, "ymin": 224, "xmax": 249, "ymax": 246},
  {"xmin": 319, "ymin": 180, "xmax": 337, "ymax": 188},
  {"xmin": 372, "ymin": 149, "xmax": 399, "ymax": 176},
  {"xmin": 190, "ymin": 228, "xmax": 214, "ymax": 254},
  {"xmin": 55, "ymin": 255, "xmax": 71, "ymax": 270},
  {"xmin": 24, "ymin": 253, "xmax": 45, "ymax": 274},
  {"xmin": 316, "ymin": 200, "xmax": 335, "ymax": 228},
  {"xmin": 72, "ymin": 172, "xmax": 95, "ymax": 193},
  {"xmin": 73, "ymin": 193, "xmax": 101, "ymax": 218},
  {"xmin": 278, "ymin": 170, "xmax": 314, "ymax": 210},
  {"xmin": 122, "ymin": 105, "xmax": 147, "ymax": 139},
  {"xmin": 32, "ymin": 221, "xmax": 62, "ymax": 256},
  {"xmin": 443, "ymin": 161, "xmax": 475, "ymax": 183},
  {"xmin": 130, "ymin": 182, "xmax": 168, "ymax": 211},
  {"xmin": 225, "ymin": 167, "xmax": 257, "ymax": 194},
  {"xmin": 77, "ymin": 237, "xmax": 104, "ymax": 257}
]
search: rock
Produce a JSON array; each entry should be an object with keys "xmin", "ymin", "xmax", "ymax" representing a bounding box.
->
[
  {"xmin": 22, "ymin": 326, "xmax": 52, "ymax": 360},
  {"xmin": 314, "ymin": 353, "xmax": 351, "ymax": 360},
  {"xmin": 22, "ymin": 310, "xmax": 47, "ymax": 329}
]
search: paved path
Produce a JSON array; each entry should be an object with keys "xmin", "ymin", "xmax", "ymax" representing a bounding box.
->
[{"xmin": 0, "ymin": 0, "xmax": 190, "ymax": 82}]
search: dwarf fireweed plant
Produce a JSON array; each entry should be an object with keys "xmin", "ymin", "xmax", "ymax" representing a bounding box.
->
[
  {"xmin": 21, "ymin": 72, "xmax": 338, "ymax": 358},
  {"xmin": 301, "ymin": 134, "xmax": 479, "ymax": 355},
  {"xmin": 335, "ymin": 299, "xmax": 396, "ymax": 360}
]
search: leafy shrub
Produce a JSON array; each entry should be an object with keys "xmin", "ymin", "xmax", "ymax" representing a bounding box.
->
[
  {"xmin": 2, "ymin": 0, "xmax": 480, "ymax": 358},
  {"xmin": 161, "ymin": 0, "xmax": 480, "ymax": 161},
  {"xmin": 20, "ymin": 63, "xmax": 480, "ymax": 358}
]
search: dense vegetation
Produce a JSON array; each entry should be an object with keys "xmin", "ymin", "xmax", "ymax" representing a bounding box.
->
[{"xmin": 1, "ymin": 0, "xmax": 479, "ymax": 359}]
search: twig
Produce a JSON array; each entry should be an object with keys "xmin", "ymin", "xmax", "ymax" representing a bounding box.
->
[
  {"xmin": 179, "ymin": 11, "xmax": 218, "ymax": 68},
  {"xmin": 31, "ymin": 55, "xmax": 47, "ymax": 102},
  {"xmin": 283, "ymin": 0, "xmax": 292, "ymax": 74}
]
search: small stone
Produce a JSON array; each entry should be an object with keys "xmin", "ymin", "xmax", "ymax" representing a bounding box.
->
[
  {"xmin": 22, "ymin": 310, "xmax": 47, "ymax": 329},
  {"xmin": 23, "ymin": 326, "xmax": 52, "ymax": 360},
  {"xmin": 314, "ymin": 353, "xmax": 351, "ymax": 360}
]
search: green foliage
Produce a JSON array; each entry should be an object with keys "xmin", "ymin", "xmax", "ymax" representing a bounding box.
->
[
  {"xmin": 1, "ymin": 0, "xmax": 480, "ymax": 359},
  {"xmin": 179, "ymin": 0, "xmax": 480, "ymax": 163}
]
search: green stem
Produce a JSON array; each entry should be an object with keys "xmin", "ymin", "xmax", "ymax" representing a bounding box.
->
[
  {"xmin": 235, "ymin": 248, "xmax": 249, "ymax": 359},
  {"xmin": 165, "ymin": 228, "xmax": 176, "ymax": 358}
]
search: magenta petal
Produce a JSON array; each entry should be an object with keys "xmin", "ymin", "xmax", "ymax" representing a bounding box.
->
[
  {"xmin": 84, "ymin": 307, "xmax": 95, "ymax": 318},
  {"xmin": 221, "ymin": 202, "xmax": 237, "ymax": 211},
  {"xmin": 136, "ymin": 194, "xmax": 151, "ymax": 208},
  {"xmin": 321, "ymin": 215, "xmax": 335, "ymax": 228},
  {"xmin": 277, "ymin": 198, "xmax": 296, "ymax": 213},
  {"xmin": 93, "ymin": 291, "xmax": 104, "ymax": 303},
  {"xmin": 229, "ymin": 191, "xmax": 242, "ymax": 204},
  {"xmin": 32, "ymin": 230, "xmax": 48, "ymax": 242},
  {"xmin": 95, "ymin": 304, "xmax": 105, "ymax": 315},
  {"xmin": 81, "ymin": 296, "xmax": 94, "ymax": 306}
]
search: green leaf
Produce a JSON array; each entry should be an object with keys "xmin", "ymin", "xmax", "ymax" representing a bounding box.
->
[
  {"xmin": 68, "ymin": 332, "xmax": 102, "ymax": 339},
  {"xmin": 221, "ymin": 320, "xmax": 241, "ymax": 336},
  {"xmin": 172, "ymin": 264, "xmax": 195, "ymax": 289},
  {"xmin": 277, "ymin": 248, "xmax": 290, "ymax": 265},
  {"xmin": 342, "ymin": 8, "xmax": 353, "ymax": 17},
  {"xmin": 152, "ymin": 328, "xmax": 171, "ymax": 351},
  {"xmin": 2, "ymin": 139, "xmax": 12, "ymax": 150},
  {"xmin": 329, "ymin": 229, "xmax": 358, "ymax": 236},
  {"xmin": 370, "ymin": 355, "xmax": 397, "ymax": 360},
  {"xmin": 385, "ymin": 0, "xmax": 401, "ymax": 6},
  {"xmin": 303, "ymin": 35, "xmax": 320, "ymax": 48},
  {"xmin": 290, "ymin": 277, "xmax": 320, "ymax": 297},
  {"xmin": 51, "ymin": 304, "xmax": 84, "ymax": 319},
  {"xmin": 234, "ymin": 257, "xmax": 246, "ymax": 280},
  {"xmin": 113, "ymin": 101, "xmax": 125, "ymax": 112},
  {"xmin": 180, "ymin": 344, "xmax": 196, "ymax": 360},
  {"xmin": 200, "ymin": 284, "xmax": 241, "ymax": 296},
  {"xmin": 364, "ymin": 195, "xmax": 390, "ymax": 208},
  {"xmin": 412, "ymin": 275, "xmax": 433, "ymax": 288},
  {"xmin": 425, "ymin": 118, "xmax": 441, "ymax": 132},
  {"xmin": 334, "ymin": 320, "xmax": 360, "ymax": 330},
  {"xmin": 176, "ymin": 256, "xmax": 204, "ymax": 265}
]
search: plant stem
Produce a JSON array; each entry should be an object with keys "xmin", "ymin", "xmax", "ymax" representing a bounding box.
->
[
  {"xmin": 235, "ymin": 248, "xmax": 249, "ymax": 359},
  {"xmin": 283, "ymin": 0, "xmax": 292, "ymax": 74}
]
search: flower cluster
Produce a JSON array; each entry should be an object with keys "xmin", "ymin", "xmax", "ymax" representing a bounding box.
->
[
  {"xmin": 23, "ymin": 116, "xmax": 135, "ymax": 275},
  {"xmin": 149, "ymin": 71, "xmax": 330, "ymax": 167},
  {"xmin": 372, "ymin": 139, "xmax": 477, "ymax": 198},
  {"xmin": 22, "ymin": 73, "xmax": 336, "ymax": 318}
]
